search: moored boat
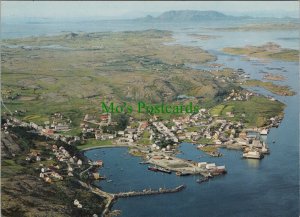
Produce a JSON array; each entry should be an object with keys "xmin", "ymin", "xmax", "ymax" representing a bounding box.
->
[
  {"xmin": 157, "ymin": 167, "xmax": 172, "ymax": 174},
  {"xmin": 176, "ymin": 171, "xmax": 191, "ymax": 176},
  {"xmin": 196, "ymin": 177, "xmax": 209, "ymax": 183},
  {"xmin": 242, "ymin": 150, "xmax": 264, "ymax": 159},
  {"xmin": 148, "ymin": 166, "xmax": 158, "ymax": 172}
]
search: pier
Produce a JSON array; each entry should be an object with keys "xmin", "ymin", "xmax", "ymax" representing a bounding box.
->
[
  {"xmin": 147, "ymin": 154, "xmax": 212, "ymax": 178},
  {"xmin": 77, "ymin": 180, "xmax": 185, "ymax": 217}
]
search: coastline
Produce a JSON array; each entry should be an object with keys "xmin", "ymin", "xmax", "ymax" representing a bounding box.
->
[{"xmin": 80, "ymin": 144, "xmax": 129, "ymax": 151}]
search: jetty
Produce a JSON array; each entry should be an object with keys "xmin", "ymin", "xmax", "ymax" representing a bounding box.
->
[{"xmin": 77, "ymin": 180, "xmax": 185, "ymax": 217}]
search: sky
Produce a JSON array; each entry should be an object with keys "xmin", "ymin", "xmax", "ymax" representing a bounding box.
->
[{"xmin": 2, "ymin": 1, "xmax": 299, "ymax": 20}]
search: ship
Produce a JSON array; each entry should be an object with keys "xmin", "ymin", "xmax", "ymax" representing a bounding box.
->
[
  {"xmin": 261, "ymin": 142, "xmax": 270, "ymax": 154},
  {"xmin": 210, "ymin": 166, "xmax": 227, "ymax": 175},
  {"xmin": 157, "ymin": 167, "xmax": 172, "ymax": 174},
  {"xmin": 148, "ymin": 166, "xmax": 158, "ymax": 172},
  {"xmin": 242, "ymin": 150, "xmax": 264, "ymax": 159},
  {"xmin": 148, "ymin": 166, "xmax": 171, "ymax": 174},
  {"xmin": 176, "ymin": 171, "xmax": 191, "ymax": 176},
  {"xmin": 209, "ymin": 151, "xmax": 222, "ymax": 157},
  {"xmin": 196, "ymin": 177, "xmax": 209, "ymax": 183}
]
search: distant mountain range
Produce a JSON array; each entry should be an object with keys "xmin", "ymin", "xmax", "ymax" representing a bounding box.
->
[{"xmin": 136, "ymin": 10, "xmax": 250, "ymax": 22}]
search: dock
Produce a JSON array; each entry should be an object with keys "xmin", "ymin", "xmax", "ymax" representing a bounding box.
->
[
  {"xmin": 77, "ymin": 180, "xmax": 185, "ymax": 217},
  {"xmin": 147, "ymin": 154, "xmax": 212, "ymax": 178}
]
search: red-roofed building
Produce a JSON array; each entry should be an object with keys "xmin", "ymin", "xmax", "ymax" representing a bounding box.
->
[{"xmin": 42, "ymin": 129, "xmax": 55, "ymax": 135}]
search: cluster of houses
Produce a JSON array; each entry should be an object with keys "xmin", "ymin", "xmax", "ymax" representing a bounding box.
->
[
  {"xmin": 152, "ymin": 122, "xmax": 178, "ymax": 143},
  {"xmin": 5, "ymin": 88, "xmax": 279, "ymax": 162},
  {"xmin": 5, "ymin": 117, "xmax": 82, "ymax": 145},
  {"xmin": 134, "ymin": 108, "xmax": 272, "ymax": 160},
  {"xmin": 223, "ymin": 89, "xmax": 256, "ymax": 102},
  {"xmin": 3, "ymin": 114, "xmax": 71, "ymax": 137},
  {"xmin": 37, "ymin": 144, "xmax": 84, "ymax": 183},
  {"xmin": 116, "ymin": 127, "xmax": 137, "ymax": 144},
  {"xmin": 42, "ymin": 113, "xmax": 71, "ymax": 134},
  {"xmin": 39, "ymin": 165, "xmax": 63, "ymax": 183},
  {"xmin": 73, "ymin": 199, "xmax": 83, "ymax": 209},
  {"xmin": 81, "ymin": 113, "xmax": 117, "ymax": 139},
  {"xmin": 81, "ymin": 113, "xmax": 151, "ymax": 145},
  {"xmin": 25, "ymin": 150, "xmax": 42, "ymax": 162},
  {"xmin": 83, "ymin": 113, "xmax": 113, "ymax": 127}
]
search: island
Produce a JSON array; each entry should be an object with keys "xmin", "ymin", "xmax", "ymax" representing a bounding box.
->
[
  {"xmin": 223, "ymin": 42, "xmax": 299, "ymax": 62},
  {"xmin": 263, "ymin": 73, "xmax": 286, "ymax": 81},
  {"xmin": 243, "ymin": 80, "xmax": 295, "ymax": 96},
  {"xmin": 213, "ymin": 22, "xmax": 299, "ymax": 31},
  {"xmin": 188, "ymin": 34, "xmax": 221, "ymax": 40}
]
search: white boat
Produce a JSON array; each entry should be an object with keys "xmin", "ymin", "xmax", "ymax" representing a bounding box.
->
[
  {"xmin": 261, "ymin": 142, "xmax": 270, "ymax": 154},
  {"xmin": 243, "ymin": 151, "xmax": 264, "ymax": 159}
]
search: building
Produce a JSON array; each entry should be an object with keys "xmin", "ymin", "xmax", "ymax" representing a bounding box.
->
[{"xmin": 42, "ymin": 129, "xmax": 55, "ymax": 135}]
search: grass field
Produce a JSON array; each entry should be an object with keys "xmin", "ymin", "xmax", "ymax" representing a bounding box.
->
[
  {"xmin": 210, "ymin": 96, "xmax": 285, "ymax": 127},
  {"xmin": 76, "ymin": 139, "xmax": 114, "ymax": 150}
]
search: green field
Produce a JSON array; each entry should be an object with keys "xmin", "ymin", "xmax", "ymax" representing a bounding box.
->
[
  {"xmin": 76, "ymin": 139, "xmax": 114, "ymax": 150},
  {"xmin": 210, "ymin": 96, "xmax": 285, "ymax": 127},
  {"xmin": 137, "ymin": 130, "xmax": 152, "ymax": 145}
]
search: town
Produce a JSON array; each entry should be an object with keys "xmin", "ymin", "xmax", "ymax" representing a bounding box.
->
[{"xmin": 2, "ymin": 87, "xmax": 283, "ymax": 186}]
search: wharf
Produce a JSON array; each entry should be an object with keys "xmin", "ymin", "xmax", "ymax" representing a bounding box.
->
[
  {"xmin": 147, "ymin": 154, "xmax": 211, "ymax": 177},
  {"xmin": 77, "ymin": 180, "xmax": 185, "ymax": 217}
]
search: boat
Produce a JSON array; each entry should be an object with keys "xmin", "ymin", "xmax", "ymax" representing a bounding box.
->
[
  {"xmin": 242, "ymin": 150, "xmax": 264, "ymax": 159},
  {"xmin": 196, "ymin": 177, "xmax": 209, "ymax": 183},
  {"xmin": 237, "ymin": 68, "xmax": 244, "ymax": 73},
  {"xmin": 212, "ymin": 166, "xmax": 227, "ymax": 175},
  {"xmin": 261, "ymin": 142, "xmax": 270, "ymax": 154},
  {"xmin": 209, "ymin": 151, "xmax": 222, "ymax": 157},
  {"xmin": 148, "ymin": 166, "xmax": 158, "ymax": 172},
  {"xmin": 260, "ymin": 129, "xmax": 269, "ymax": 135},
  {"xmin": 197, "ymin": 144, "xmax": 205, "ymax": 149},
  {"xmin": 139, "ymin": 161, "xmax": 149, "ymax": 164},
  {"xmin": 176, "ymin": 171, "xmax": 191, "ymax": 176},
  {"xmin": 148, "ymin": 166, "xmax": 171, "ymax": 174},
  {"xmin": 157, "ymin": 167, "xmax": 172, "ymax": 174}
]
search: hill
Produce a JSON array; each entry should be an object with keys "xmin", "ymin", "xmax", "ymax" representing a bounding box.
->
[{"xmin": 138, "ymin": 10, "xmax": 236, "ymax": 22}]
